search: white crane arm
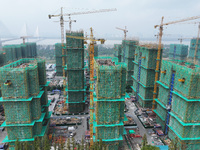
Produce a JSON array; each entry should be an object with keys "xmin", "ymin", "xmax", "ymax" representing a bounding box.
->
[{"xmin": 63, "ymin": 8, "xmax": 117, "ymax": 16}]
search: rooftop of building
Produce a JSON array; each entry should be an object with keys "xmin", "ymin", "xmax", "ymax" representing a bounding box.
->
[{"xmin": 96, "ymin": 59, "xmax": 115, "ymax": 66}]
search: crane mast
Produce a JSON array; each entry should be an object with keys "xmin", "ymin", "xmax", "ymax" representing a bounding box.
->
[
  {"xmin": 194, "ymin": 23, "xmax": 200, "ymax": 64},
  {"xmin": 65, "ymin": 28, "xmax": 105, "ymax": 147},
  {"xmin": 153, "ymin": 15, "xmax": 200, "ymax": 111},
  {"xmin": 116, "ymin": 26, "xmax": 128, "ymax": 40}
]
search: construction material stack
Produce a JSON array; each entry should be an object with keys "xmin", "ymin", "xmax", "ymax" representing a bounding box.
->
[
  {"xmin": 65, "ymin": 31, "xmax": 86, "ymax": 113},
  {"xmin": 55, "ymin": 43, "xmax": 66, "ymax": 76},
  {"xmin": 188, "ymin": 38, "xmax": 200, "ymax": 65},
  {"xmin": 154, "ymin": 60, "xmax": 200, "ymax": 149},
  {"xmin": 93, "ymin": 57, "xmax": 127, "ymax": 150},
  {"xmin": 169, "ymin": 44, "xmax": 188, "ymax": 60},
  {"xmin": 122, "ymin": 40, "xmax": 139, "ymax": 91},
  {"xmin": 0, "ymin": 58, "xmax": 50, "ymax": 150},
  {"xmin": 132, "ymin": 45, "xmax": 162, "ymax": 108},
  {"xmin": 114, "ymin": 44, "xmax": 122, "ymax": 62}
]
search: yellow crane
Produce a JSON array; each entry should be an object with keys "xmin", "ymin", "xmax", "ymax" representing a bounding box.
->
[
  {"xmin": 153, "ymin": 15, "xmax": 200, "ymax": 110},
  {"xmin": 178, "ymin": 37, "xmax": 193, "ymax": 44},
  {"xmin": 66, "ymin": 28, "xmax": 105, "ymax": 147},
  {"xmin": 48, "ymin": 7, "xmax": 116, "ymax": 110},
  {"xmin": 116, "ymin": 26, "xmax": 128, "ymax": 40}
]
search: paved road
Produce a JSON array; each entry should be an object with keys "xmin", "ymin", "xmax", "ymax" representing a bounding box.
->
[{"xmin": 125, "ymin": 99, "xmax": 154, "ymax": 145}]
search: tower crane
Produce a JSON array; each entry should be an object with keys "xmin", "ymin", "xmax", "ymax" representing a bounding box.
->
[
  {"xmin": 116, "ymin": 26, "xmax": 128, "ymax": 40},
  {"xmin": 153, "ymin": 15, "xmax": 200, "ymax": 135},
  {"xmin": 66, "ymin": 28, "xmax": 105, "ymax": 147},
  {"xmin": 194, "ymin": 22, "xmax": 200, "ymax": 64},
  {"xmin": 48, "ymin": 8, "xmax": 116, "ymax": 110},
  {"xmin": 178, "ymin": 37, "xmax": 193, "ymax": 44},
  {"xmin": 153, "ymin": 15, "xmax": 200, "ymax": 110}
]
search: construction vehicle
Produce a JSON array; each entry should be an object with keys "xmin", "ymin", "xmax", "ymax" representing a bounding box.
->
[
  {"xmin": 116, "ymin": 26, "xmax": 128, "ymax": 40},
  {"xmin": 66, "ymin": 27, "xmax": 105, "ymax": 146}
]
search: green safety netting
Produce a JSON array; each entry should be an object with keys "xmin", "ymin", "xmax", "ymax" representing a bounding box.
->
[
  {"xmin": 155, "ymin": 102, "xmax": 167, "ymax": 121},
  {"xmin": 123, "ymin": 40, "xmax": 138, "ymax": 58},
  {"xmin": 127, "ymin": 71, "xmax": 133, "ymax": 81},
  {"xmin": 66, "ymin": 31, "xmax": 84, "ymax": 48},
  {"xmin": 125, "ymin": 57, "xmax": 134, "ymax": 71},
  {"xmin": 155, "ymin": 116, "xmax": 165, "ymax": 131},
  {"xmin": 169, "ymin": 44, "xmax": 188, "ymax": 56},
  {"xmin": 55, "ymin": 56, "xmax": 66, "ymax": 66},
  {"xmin": 55, "ymin": 43, "xmax": 66, "ymax": 56},
  {"xmin": 6, "ymin": 125, "xmax": 34, "ymax": 140},
  {"xmin": 169, "ymin": 113, "xmax": 200, "ymax": 139},
  {"xmin": 95, "ymin": 126, "xmax": 123, "ymax": 140},
  {"xmin": 67, "ymin": 91, "xmax": 85, "ymax": 103},
  {"xmin": 0, "ymin": 59, "xmax": 45, "ymax": 99},
  {"xmin": 114, "ymin": 44, "xmax": 122, "ymax": 57},
  {"xmin": 3, "ymin": 101, "xmax": 32, "ymax": 124},
  {"xmin": 171, "ymin": 92, "xmax": 200, "ymax": 123},
  {"xmin": 188, "ymin": 48, "xmax": 200, "ymax": 59},
  {"xmin": 157, "ymin": 81, "xmax": 169, "ymax": 105},
  {"xmin": 133, "ymin": 65, "xmax": 157, "ymax": 87},
  {"xmin": 161, "ymin": 60, "xmax": 200, "ymax": 98},
  {"xmin": 67, "ymin": 69, "xmax": 84, "ymax": 90},
  {"xmin": 66, "ymin": 48, "xmax": 84, "ymax": 69},
  {"xmin": 95, "ymin": 101, "xmax": 124, "ymax": 125},
  {"xmin": 0, "ymin": 51, "xmax": 5, "ymax": 66},
  {"xmin": 67, "ymin": 103, "xmax": 85, "ymax": 113},
  {"xmin": 96, "ymin": 65, "xmax": 122, "ymax": 99},
  {"xmin": 168, "ymin": 128, "xmax": 200, "ymax": 150},
  {"xmin": 36, "ymin": 59, "xmax": 46, "ymax": 85}
]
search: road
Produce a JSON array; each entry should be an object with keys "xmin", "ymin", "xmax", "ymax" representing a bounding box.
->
[{"xmin": 125, "ymin": 99, "xmax": 154, "ymax": 146}]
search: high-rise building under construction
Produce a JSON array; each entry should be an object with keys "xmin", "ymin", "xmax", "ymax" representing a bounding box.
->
[{"xmin": 0, "ymin": 58, "xmax": 51, "ymax": 150}]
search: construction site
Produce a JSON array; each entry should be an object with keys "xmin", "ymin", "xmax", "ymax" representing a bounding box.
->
[{"xmin": 0, "ymin": 4, "xmax": 200, "ymax": 150}]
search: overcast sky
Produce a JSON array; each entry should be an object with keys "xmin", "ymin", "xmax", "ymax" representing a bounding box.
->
[{"xmin": 1, "ymin": 0, "xmax": 200, "ymax": 40}]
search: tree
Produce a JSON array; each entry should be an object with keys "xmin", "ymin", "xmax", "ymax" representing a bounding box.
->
[
  {"xmin": 72, "ymin": 137, "xmax": 76, "ymax": 150},
  {"xmin": 44, "ymin": 135, "xmax": 50, "ymax": 150},
  {"xmin": 53, "ymin": 136, "xmax": 57, "ymax": 150},
  {"xmin": 142, "ymin": 134, "xmax": 148, "ymax": 147},
  {"xmin": 15, "ymin": 139, "xmax": 20, "ymax": 150},
  {"xmin": 35, "ymin": 137, "xmax": 41, "ymax": 150},
  {"xmin": 24, "ymin": 141, "xmax": 29, "ymax": 150},
  {"xmin": 85, "ymin": 142, "xmax": 89, "ymax": 150},
  {"xmin": 99, "ymin": 139, "xmax": 103, "ymax": 150},
  {"xmin": 169, "ymin": 137, "xmax": 180, "ymax": 150},
  {"xmin": 141, "ymin": 145, "xmax": 160, "ymax": 150},
  {"xmin": 60, "ymin": 136, "xmax": 65, "ymax": 150},
  {"xmin": 81, "ymin": 137, "xmax": 84, "ymax": 150},
  {"xmin": 67, "ymin": 138, "xmax": 71, "ymax": 150}
]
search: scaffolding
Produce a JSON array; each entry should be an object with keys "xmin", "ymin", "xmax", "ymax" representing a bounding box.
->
[
  {"xmin": 55, "ymin": 43, "xmax": 66, "ymax": 76},
  {"xmin": 114, "ymin": 44, "xmax": 122, "ymax": 62},
  {"xmin": 121, "ymin": 40, "xmax": 138, "ymax": 92},
  {"xmin": 132, "ymin": 45, "xmax": 161, "ymax": 108},
  {"xmin": 65, "ymin": 31, "xmax": 86, "ymax": 113},
  {"xmin": 93, "ymin": 57, "xmax": 127, "ymax": 150},
  {"xmin": 0, "ymin": 58, "xmax": 51, "ymax": 149},
  {"xmin": 155, "ymin": 59, "xmax": 200, "ymax": 149},
  {"xmin": 169, "ymin": 44, "xmax": 188, "ymax": 60},
  {"xmin": 1, "ymin": 43, "xmax": 37, "ymax": 67}
]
